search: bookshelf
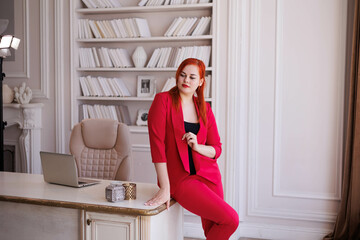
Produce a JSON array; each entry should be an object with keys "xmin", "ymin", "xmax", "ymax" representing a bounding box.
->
[{"xmin": 70, "ymin": 0, "xmax": 216, "ymax": 183}]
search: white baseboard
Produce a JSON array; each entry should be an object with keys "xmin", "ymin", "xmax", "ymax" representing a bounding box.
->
[
  {"xmin": 238, "ymin": 222, "xmax": 332, "ymax": 240},
  {"xmin": 183, "ymin": 222, "xmax": 205, "ymax": 239},
  {"xmin": 184, "ymin": 221, "xmax": 332, "ymax": 240}
]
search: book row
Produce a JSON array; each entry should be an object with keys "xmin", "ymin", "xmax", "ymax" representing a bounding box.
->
[
  {"xmin": 80, "ymin": 76, "xmax": 131, "ymax": 97},
  {"xmin": 80, "ymin": 104, "xmax": 131, "ymax": 125},
  {"xmin": 161, "ymin": 75, "xmax": 211, "ymax": 98},
  {"xmin": 79, "ymin": 45, "xmax": 211, "ymax": 69},
  {"xmin": 78, "ymin": 18, "xmax": 151, "ymax": 39},
  {"xmin": 81, "ymin": 0, "xmax": 122, "ymax": 8},
  {"xmin": 164, "ymin": 16, "xmax": 211, "ymax": 37},
  {"xmin": 146, "ymin": 45, "xmax": 211, "ymax": 68},
  {"xmin": 79, "ymin": 47, "xmax": 133, "ymax": 68},
  {"xmin": 138, "ymin": 0, "xmax": 211, "ymax": 6}
]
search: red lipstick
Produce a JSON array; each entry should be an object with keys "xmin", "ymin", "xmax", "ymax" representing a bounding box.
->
[{"xmin": 182, "ymin": 84, "xmax": 189, "ymax": 88}]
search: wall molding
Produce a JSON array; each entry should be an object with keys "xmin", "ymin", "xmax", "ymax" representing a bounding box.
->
[
  {"xmin": 247, "ymin": 0, "xmax": 344, "ymax": 224},
  {"xmin": 5, "ymin": 0, "xmax": 29, "ymax": 79},
  {"xmin": 33, "ymin": 0, "xmax": 50, "ymax": 99},
  {"xmin": 55, "ymin": 0, "xmax": 66, "ymax": 153},
  {"xmin": 132, "ymin": 144, "xmax": 150, "ymax": 152},
  {"xmin": 238, "ymin": 222, "xmax": 332, "ymax": 240},
  {"xmin": 272, "ymin": 0, "xmax": 343, "ymax": 201}
]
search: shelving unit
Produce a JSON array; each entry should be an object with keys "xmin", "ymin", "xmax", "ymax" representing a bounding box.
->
[{"xmin": 70, "ymin": 0, "xmax": 217, "ymax": 183}]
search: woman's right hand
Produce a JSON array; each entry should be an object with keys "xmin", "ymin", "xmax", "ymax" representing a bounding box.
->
[{"xmin": 144, "ymin": 187, "xmax": 170, "ymax": 210}]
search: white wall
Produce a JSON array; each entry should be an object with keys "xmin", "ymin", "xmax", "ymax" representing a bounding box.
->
[
  {"xmin": 226, "ymin": 0, "xmax": 346, "ymax": 239},
  {"xmin": 6, "ymin": 0, "xmax": 346, "ymax": 239}
]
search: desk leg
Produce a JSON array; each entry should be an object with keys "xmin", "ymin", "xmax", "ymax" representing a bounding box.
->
[{"xmin": 140, "ymin": 203, "xmax": 183, "ymax": 240}]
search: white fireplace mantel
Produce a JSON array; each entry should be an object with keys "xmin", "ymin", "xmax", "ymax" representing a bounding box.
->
[{"xmin": 4, "ymin": 103, "xmax": 43, "ymax": 174}]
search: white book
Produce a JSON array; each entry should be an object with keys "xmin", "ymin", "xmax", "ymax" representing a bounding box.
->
[
  {"xmin": 178, "ymin": 18, "xmax": 192, "ymax": 36},
  {"xmin": 102, "ymin": 47, "xmax": 113, "ymax": 67},
  {"xmin": 108, "ymin": 78, "xmax": 122, "ymax": 96},
  {"xmin": 146, "ymin": 48, "xmax": 159, "ymax": 68},
  {"xmin": 108, "ymin": 0, "xmax": 122, "ymax": 7},
  {"xmin": 191, "ymin": 17, "xmax": 205, "ymax": 36},
  {"xmin": 197, "ymin": 16, "xmax": 211, "ymax": 35},
  {"xmin": 164, "ymin": 0, "xmax": 170, "ymax": 4},
  {"xmin": 115, "ymin": 19, "xmax": 128, "ymax": 38},
  {"xmin": 87, "ymin": 48, "xmax": 97, "ymax": 68},
  {"xmin": 131, "ymin": 18, "xmax": 141, "ymax": 38},
  {"xmin": 94, "ymin": 105, "xmax": 103, "ymax": 118},
  {"xmin": 82, "ymin": 0, "xmax": 96, "ymax": 8},
  {"xmin": 78, "ymin": 20, "xmax": 84, "ymax": 39},
  {"xmin": 94, "ymin": 21, "xmax": 105, "ymax": 38},
  {"xmin": 99, "ymin": 20, "xmax": 110, "ymax": 38},
  {"xmin": 104, "ymin": 20, "xmax": 116, "ymax": 38},
  {"xmin": 85, "ymin": 19, "xmax": 94, "ymax": 38},
  {"xmin": 149, "ymin": 48, "xmax": 162, "ymax": 68},
  {"xmin": 161, "ymin": 77, "xmax": 176, "ymax": 92},
  {"xmin": 108, "ymin": 49, "xmax": 120, "ymax": 67},
  {"xmin": 119, "ymin": 48, "xmax": 133, "ymax": 67},
  {"xmin": 91, "ymin": 47, "xmax": 100, "ymax": 67},
  {"xmin": 97, "ymin": 77, "xmax": 110, "ymax": 96},
  {"xmin": 88, "ymin": 20, "xmax": 101, "ymax": 38},
  {"xmin": 183, "ymin": 17, "xmax": 198, "ymax": 36},
  {"xmin": 123, "ymin": 18, "xmax": 135, "ymax": 38},
  {"xmin": 87, "ymin": 105, "xmax": 95, "ymax": 119},
  {"xmin": 79, "ymin": 77, "xmax": 90, "ymax": 96},
  {"xmin": 172, "ymin": 18, "xmax": 187, "ymax": 36},
  {"xmin": 85, "ymin": 76, "xmax": 96, "ymax": 96},
  {"xmin": 134, "ymin": 18, "xmax": 151, "ymax": 38},
  {"xmin": 115, "ymin": 78, "xmax": 131, "ymax": 96},
  {"xmin": 162, "ymin": 47, "xmax": 172, "ymax": 68},
  {"xmin": 156, "ymin": 48, "xmax": 167, "ymax": 68},
  {"xmin": 204, "ymin": 75, "xmax": 211, "ymax": 98},
  {"xmin": 138, "ymin": 0, "xmax": 149, "ymax": 6},
  {"xmin": 165, "ymin": 17, "xmax": 183, "ymax": 37},
  {"xmin": 90, "ymin": 77, "xmax": 103, "ymax": 96},
  {"xmin": 109, "ymin": 20, "xmax": 121, "ymax": 38},
  {"xmin": 82, "ymin": 104, "xmax": 89, "ymax": 119}
]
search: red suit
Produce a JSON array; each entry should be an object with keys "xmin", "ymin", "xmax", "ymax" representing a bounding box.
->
[{"xmin": 148, "ymin": 92, "xmax": 239, "ymax": 240}]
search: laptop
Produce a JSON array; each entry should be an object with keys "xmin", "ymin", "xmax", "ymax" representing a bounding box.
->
[{"xmin": 40, "ymin": 151, "xmax": 100, "ymax": 188}]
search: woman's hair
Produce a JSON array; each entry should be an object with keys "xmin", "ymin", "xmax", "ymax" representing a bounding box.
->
[{"xmin": 168, "ymin": 58, "xmax": 207, "ymax": 125}]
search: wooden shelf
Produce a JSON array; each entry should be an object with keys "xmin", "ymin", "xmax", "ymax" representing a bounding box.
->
[
  {"xmin": 77, "ymin": 96, "xmax": 213, "ymax": 102},
  {"xmin": 77, "ymin": 67, "xmax": 213, "ymax": 72},
  {"xmin": 76, "ymin": 3, "xmax": 213, "ymax": 14},
  {"xmin": 77, "ymin": 35, "xmax": 213, "ymax": 43}
]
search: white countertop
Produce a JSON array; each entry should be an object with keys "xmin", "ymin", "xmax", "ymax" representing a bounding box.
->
[{"xmin": 0, "ymin": 172, "xmax": 172, "ymax": 216}]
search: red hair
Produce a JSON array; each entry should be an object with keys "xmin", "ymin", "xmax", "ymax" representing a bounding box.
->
[{"xmin": 168, "ymin": 58, "xmax": 207, "ymax": 125}]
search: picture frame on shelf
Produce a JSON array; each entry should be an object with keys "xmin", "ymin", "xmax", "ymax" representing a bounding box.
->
[
  {"xmin": 136, "ymin": 109, "xmax": 149, "ymax": 126},
  {"xmin": 137, "ymin": 75, "xmax": 156, "ymax": 97}
]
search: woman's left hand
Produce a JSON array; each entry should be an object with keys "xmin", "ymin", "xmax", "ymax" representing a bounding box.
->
[{"xmin": 182, "ymin": 132, "xmax": 199, "ymax": 152}]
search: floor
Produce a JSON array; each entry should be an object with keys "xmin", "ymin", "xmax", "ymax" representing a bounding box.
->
[{"xmin": 184, "ymin": 238, "xmax": 263, "ymax": 240}]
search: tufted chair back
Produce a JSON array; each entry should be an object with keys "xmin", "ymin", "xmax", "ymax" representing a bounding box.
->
[{"xmin": 69, "ymin": 118, "xmax": 132, "ymax": 181}]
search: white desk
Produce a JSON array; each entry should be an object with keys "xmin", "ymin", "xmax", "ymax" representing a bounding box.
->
[{"xmin": 0, "ymin": 172, "xmax": 183, "ymax": 240}]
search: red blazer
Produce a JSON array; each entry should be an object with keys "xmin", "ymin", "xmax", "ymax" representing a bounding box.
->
[{"xmin": 148, "ymin": 92, "xmax": 222, "ymax": 195}]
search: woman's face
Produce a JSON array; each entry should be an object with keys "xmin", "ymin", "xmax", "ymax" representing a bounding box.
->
[{"xmin": 177, "ymin": 64, "xmax": 204, "ymax": 97}]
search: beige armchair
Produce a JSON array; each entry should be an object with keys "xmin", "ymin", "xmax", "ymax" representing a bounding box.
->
[{"xmin": 69, "ymin": 118, "xmax": 132, "ymax": 181}]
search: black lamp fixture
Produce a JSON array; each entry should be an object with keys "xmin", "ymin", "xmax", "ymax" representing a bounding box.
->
[{"xmin": 0, "ymin": 21, "xmax": 21, "ymax": 171}]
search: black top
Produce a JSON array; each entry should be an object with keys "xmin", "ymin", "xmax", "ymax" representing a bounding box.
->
[{"xmin": 184, "ymin": 121, "xmax": 200, "ymax": 175}]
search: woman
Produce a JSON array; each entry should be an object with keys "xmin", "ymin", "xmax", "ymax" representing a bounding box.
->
[{"xmin": 144, "ymin": 58, "xmax": 239, "ymax": 240}]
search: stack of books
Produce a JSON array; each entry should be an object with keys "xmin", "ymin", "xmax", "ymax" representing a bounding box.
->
[
  {"xmin": 79, "ymin": 47, "xmax": 133, "ymax": 68},
  {"xmin": 164, "ymin": 16, "xmax": 211, "ymax": 37},
  {"xmin": 138, "ymin": 0, "xmax": 211, "ymax": 6},
  {"xmin": 78, "ymin": 18, "xmax": 151, "ymax": 39},
  {"xmin": 161, "ymin": 75, "xmax": 211, "ymax": 97},
  {"xmin": 79, "ymin": 76, "xmax": 131, "ymax": 97},
  {"xmin": 81, "ymin": 104, "xmax": 131, "ymax": 125},
  {"xmin": 82, "ymin": 0, "xmax": 122, "ymax": 8},
  {"xmin": 146, "ymin": 45, "xmax": 211, "ymax": 68}
]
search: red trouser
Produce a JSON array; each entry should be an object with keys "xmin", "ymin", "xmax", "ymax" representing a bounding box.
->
[{"xmin": 172, "ymin": 175, "xmax": 239, "ymax": 240}]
